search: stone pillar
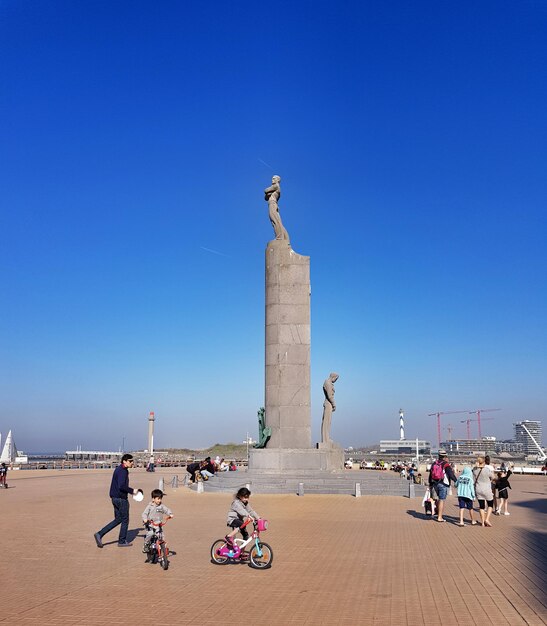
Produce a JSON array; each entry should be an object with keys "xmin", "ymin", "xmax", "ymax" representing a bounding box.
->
[
  {"xmin": 264, "ymin": 240, "xmax": 311, "ymax": 449},
  {"xmin": 248, "ymin": 238, "xmax": 343, "ymax": 472}
]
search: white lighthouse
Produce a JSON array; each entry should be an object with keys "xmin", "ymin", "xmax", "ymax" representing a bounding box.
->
[
  {"xmin": 148, "ymin": 411, "xmax": 155, "ymax": 456},
  {"xmin": 399, "ymin": 408, "xmax": 405, "ymax": 440}
]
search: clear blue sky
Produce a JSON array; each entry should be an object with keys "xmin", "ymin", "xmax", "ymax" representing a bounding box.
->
[{"xmin": 1, "ymin": 1, "xmax": 546, "ymax": 452}]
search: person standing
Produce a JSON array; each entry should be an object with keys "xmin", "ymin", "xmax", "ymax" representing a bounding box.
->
[
  {"xmin": 428, "ymin": 451, "xmax": 457, "ymax": 523},
  {"xmin": 473, "ymin": 456, "xmax": 495, "ymax": 527},
  {"xmin": 94, "ymin": 453, "xmax": 140, "ymax": 547},
  {"xmin": 485, "ymin": 455, "xmax": 497, "ymax": 511},
  {"xmin": 455, "ymin": 466, "xmax": 477, "ymax": 526},
  {"xmin": 0, "ymin": 462, "xmax": 8, "ymax": 488},
  {"xmin": 495, "ymin": 467, "xmax": 513, "ymax": 515}
]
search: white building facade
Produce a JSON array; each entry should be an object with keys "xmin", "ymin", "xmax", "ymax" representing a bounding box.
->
[{"xmin": 514, "ymin": 420, "xmax": 542, "ymax": 455}]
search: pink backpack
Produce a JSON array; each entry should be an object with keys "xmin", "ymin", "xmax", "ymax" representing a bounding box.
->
[{"xmin": 431, "ymin": 460, "xmax": 445, "ymax": 481}]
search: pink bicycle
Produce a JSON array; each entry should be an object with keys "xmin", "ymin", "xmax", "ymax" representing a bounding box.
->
[{"xmin": 210, "ymin": 518, "xmax": 273, "ymax": 569}]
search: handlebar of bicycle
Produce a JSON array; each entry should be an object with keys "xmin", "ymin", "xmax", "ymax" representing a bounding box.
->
[
  {"xmin": 240, "ymin": 517, "xmax": 259, "ymax": 529},
  {"xmin": 145, "ymin": 516, "xmax": 173, "ymax": 527}
]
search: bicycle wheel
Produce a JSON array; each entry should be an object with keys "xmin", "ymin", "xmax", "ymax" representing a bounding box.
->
[
  {"xmin": 160, "ymin": 543, "xmax": 169, "ymax": 570},
  {"xmin": 249, "ymin": 542, "xmax": 273, "ymax": 569},
  {"xmin": 210, "ymin": 539, "xmax": 229, "ymax": 564}
]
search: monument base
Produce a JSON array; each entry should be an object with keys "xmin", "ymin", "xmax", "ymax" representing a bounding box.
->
[{"xmin": 248, "ymin": 447, "xmax": 344, "ymax": 472}]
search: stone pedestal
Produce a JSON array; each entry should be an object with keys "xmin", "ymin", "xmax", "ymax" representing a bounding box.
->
[
  {"xmin": 248, "ymin": 447, "xmax": 344, "ymax": 471},
  {"xmin": 264, "ymin": 240, "xmax": 311, "ymax": 448}
]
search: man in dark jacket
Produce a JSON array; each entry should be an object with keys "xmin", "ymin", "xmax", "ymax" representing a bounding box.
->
[
  {"xmin": 94, "ymin": 454, "xmax": 140, "ymax": 547},
  {"xmin": 428, "ymin": 451, "xmax": 458, "ymax": 523}
]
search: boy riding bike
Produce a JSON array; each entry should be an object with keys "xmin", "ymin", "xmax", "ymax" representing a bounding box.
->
[{"xmin": 142, "ymin": 489, "xmax": 173, "ymax": 552}]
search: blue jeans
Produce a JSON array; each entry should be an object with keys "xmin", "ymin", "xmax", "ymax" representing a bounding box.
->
[
  {"xmin": 434, "ymin": 482, "xmax": 449, "ymax": 500},
  {"xmin": 97, "ymin": 498, "xmax": 130, "ymax": 543},
  {"xmin": 201, "ymin": 470, "xmax": 214, "ymax": 478}
]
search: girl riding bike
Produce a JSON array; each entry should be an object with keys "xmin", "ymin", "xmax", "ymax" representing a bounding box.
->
[{"xmin": 225, "ymin": 487, "xmax": 259, "ymax": 546}]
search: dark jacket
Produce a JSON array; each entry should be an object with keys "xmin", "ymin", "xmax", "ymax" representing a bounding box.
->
[
  {"xmin": 109, "ymin": 464, "xmax": 133, "ymax": 499},
  {"xmin": 187, "ymin": 462, "xmax": 200, "ymax": 474},
  {"xmin": 428, "ymin": 460, "xmax": 457, "ymax": 486},
  {"xmin": 203, "ymin": 461, "xmax": 216, "ymax": 475},
  {"xmin": 496, "ymin": 470, "xmax": 512, "ymax": 491}
]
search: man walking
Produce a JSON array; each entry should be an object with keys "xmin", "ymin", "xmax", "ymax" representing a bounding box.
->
[
  {"xmin": 428, "ymin": 450, "xmax": 457, "ymax": 523},
  {"xmin": 94, "ymin": 453, "xmax": 140, "ymax": 547}
]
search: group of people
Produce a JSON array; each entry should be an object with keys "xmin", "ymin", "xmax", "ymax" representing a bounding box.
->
[
  {"xmin": 186, "ymin": 456, "xmax": 236, "ymax": 483},
  {"xmin": 391, "ymin": 461, "xmax": 424, "ymax": 484},
  {"xmin": 93, "ymin": 453, "xmax": 259, "ymax": 553},
  {"xmin": 425, "ymin": 451, "xmax": 513, "ymax": 526}
]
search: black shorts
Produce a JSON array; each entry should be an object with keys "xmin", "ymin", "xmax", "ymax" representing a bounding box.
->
[
  {"xmin": 228, "ymin": 518, "xmax": 249, "ymax": 538},
  {"xmin": 228, "ymin": 518, "xmax": 244, "ymax": 529},
  {"xmin": 477, "ymin": 498, "xmax": 494, "ymax": 510},
  {"xmin": 498, "ymin": 488, "xmax": 509, "ymax": 500}
]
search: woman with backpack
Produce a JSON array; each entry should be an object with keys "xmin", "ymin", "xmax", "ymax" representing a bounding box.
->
[{"xmin": 472, "ymin": 456, "xmax": 495, "ymax": 527}]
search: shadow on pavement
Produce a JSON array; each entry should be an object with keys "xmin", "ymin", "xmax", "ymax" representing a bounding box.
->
[
  {"xmin": 127, "ymin": 527, "xmax": 144, "ymax": 542},
  {"xmin": 517, "ymin": 526, "xmax": 547, "ymax": 606},
  {"xmin": 100, "ymin": 527, "xmax": 143, "ymax": 546},
  {"xmin": 406, "ymin": 509, "xmax": 462, "ymax": 524},
  {"xmin": 513, "ymin": 497, "xmax": 547, "ymax": 515}
]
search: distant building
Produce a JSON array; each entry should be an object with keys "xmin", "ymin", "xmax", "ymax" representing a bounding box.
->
[
  {"xmin": 440, "ymin": 438, "xmax": 498, "ymax": 454},
  {"xmin": 514, "ymin": 420, "xmax": 543, "ymax": 455},
  {"xmin": 65, "ymin": 450, "xmax": 122, "ymax": 462},
  {"xmin": 379, "ymin": 439, "xmax": 431, "ymax": 454},
  {"xmin": 495, "ymin": 440, "xmax": 524, "ymax": 453}
]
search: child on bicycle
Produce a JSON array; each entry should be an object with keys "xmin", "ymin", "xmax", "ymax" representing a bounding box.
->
[
  {"xmin": 225, "ymin": 487, "xmax": 260, "ymax": 546},
  {"xmin": 142, "ymin": 489, "xmax": 173, "ymax": 552}
]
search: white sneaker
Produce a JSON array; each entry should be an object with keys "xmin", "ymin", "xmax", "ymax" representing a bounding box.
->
[{"xmin": 504, "ymin": 512, "xmax": 510, "ymax": 516}]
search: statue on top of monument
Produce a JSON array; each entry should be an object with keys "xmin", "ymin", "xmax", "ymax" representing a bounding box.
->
[
  {"xmin": 321, "ymin": 372, "xmax": 339, "ymax": 445},
  {"xmin": 264, "ymin": 175, "xmax": 290, "ymax": 242}
]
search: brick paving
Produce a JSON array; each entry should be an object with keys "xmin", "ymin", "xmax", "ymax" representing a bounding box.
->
[{"xmin": 2, "ymin": 469, "xmax": 546, "ymax": 625}]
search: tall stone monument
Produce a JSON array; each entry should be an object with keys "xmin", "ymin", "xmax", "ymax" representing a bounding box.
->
[{"xmin": 248, "ymin": 176, "xmax": 343, "ymax": 472}]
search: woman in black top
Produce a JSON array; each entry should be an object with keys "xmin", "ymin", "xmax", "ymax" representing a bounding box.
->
[{"xmin": 495, "ymin": 468, "xmax": 512, "ymax": 515}]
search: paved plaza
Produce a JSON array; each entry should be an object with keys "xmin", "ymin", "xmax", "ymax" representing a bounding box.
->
[{"xmin": 2, "ymin": 469, "xmax": 546, "ymax": 625}]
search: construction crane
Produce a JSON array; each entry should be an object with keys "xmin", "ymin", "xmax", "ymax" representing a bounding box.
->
[
  {"xmin": 446, "ymin": 424, "xmax": 454, "ymax": 440},
  {"xmin": 460, "ymin": 418, "xmax": 473, "ymax": 440},
  {"xmin": 428, "ymin": 410, "xmax": 469, "ymax": 449},
  {"xmin": 460, "ymin": 416, "xmax": 495, "ymax": 440},
  {"xmin": 468, "ymin": 408, "xmax": 501, "ymax": 439}
]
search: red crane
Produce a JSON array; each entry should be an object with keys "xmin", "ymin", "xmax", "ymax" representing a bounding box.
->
[
  {"xmin": 460, "ymin": 418, "xmax": 473, "ymax": 440},
  {"xmin": 460, "ymin": 417, "xmax": 496, "ymax": 439},
  {"xmin": 468, "ymin": 408, "xmax": 501, "ymax": 439},
  {"xmin": 428, "ymin": 410, "xmax": 469, "ymax": 449},
  {"xmin": 446, "ymin": 424, "xmax": 454, "ymax": 440}
]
